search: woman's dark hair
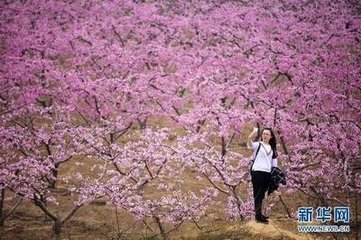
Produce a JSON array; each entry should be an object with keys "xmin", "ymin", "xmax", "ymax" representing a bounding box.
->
[{"xmin": 260, "ymin": 127, "xmax": 278, "ymax": 159}]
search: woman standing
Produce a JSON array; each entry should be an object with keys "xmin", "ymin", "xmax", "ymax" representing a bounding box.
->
[{"xmin": 247, "ymin": 127, "xmax": 278, "ymax": 224}]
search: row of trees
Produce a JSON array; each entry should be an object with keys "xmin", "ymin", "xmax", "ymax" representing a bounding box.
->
[{"xmin": 1, "ymin": 0, "xmax": 360, "ymax": 238}]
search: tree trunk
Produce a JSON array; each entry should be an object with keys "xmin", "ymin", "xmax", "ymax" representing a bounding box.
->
[
  {"xmin": 137, "ymin": 117, "xmax": 148, "ymax": 129},
  {"xmin": 0, "ymin": 188, "xmax": 4, "ymax": 226},
  {"xmin": 279, "ymin": 195, "xmax": 292, "ymax": 218},
  {"xmin": 52, "ymin": 218, "xmax": 62, "ymax": 240},
  {"xmin": 154, "ymin": 216, "xmax": 168, "ymax": 240},
  {"xmin": 0, "ymin": 189, "xmax": 22, "ymax": 226},
  {"xmin": 231, "ymin": 187, "xmax": 244, "ymax": 221},
  {"xmin": 221, "ymin": 136, "xmax": 227, "ymax": 157},
  {"xmin": 49, "ymin": 164, "xmax": 59, "ymax": 189},
  {"xmin": 34, "ymin": 198, "xmax": 77, "ymax": 240}
]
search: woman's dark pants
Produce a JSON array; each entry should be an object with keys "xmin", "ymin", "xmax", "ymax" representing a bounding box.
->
[{"xmin": 251, "ymin": 171, "xmax": 271, "ymax": 218}]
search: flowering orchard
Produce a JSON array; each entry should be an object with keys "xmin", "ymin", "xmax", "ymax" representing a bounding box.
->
[{"xmin": 1, "ymin": 0, "xmax": 360, "ymax": 238}]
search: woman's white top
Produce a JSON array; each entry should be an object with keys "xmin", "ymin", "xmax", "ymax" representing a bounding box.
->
[{"xmin": 250, "ymin": 141, "xmax": 278, "ymax": 173}]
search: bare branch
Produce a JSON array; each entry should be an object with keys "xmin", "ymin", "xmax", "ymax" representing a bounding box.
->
[
  {"xmin": 34, "ymin": 197, "xmax": 57, "ymax": 221},
  {"xmin": 61, "ymin": 204, "xmax": 83, "ymax": 224}
]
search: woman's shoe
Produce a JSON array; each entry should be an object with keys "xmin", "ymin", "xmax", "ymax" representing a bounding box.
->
[{"xmin": 255, "ymin": 216, "xmax": 269, "ymax": 224}]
